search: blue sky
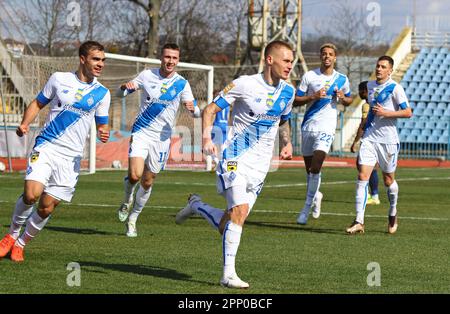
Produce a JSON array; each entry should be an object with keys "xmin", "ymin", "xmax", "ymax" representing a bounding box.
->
[{"xmin": 302, "ymin": 0, "xmax": 450, "ymax": 42}]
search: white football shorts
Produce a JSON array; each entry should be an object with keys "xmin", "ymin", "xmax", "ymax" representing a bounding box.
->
[
  {"xmin": 216, "ymin": 160, "xmax": 264, "ymax": 212},
  {"xmin": 301, "ymin": 131, "xmax": 335, "ymax": 156},
  {"xmin": 25, "ymin": 150, "xmax": 81, "ymax": 202},
  {"xmin": 358, "ymin": 140, "xmax": 400, "ymax": 173},
  {"xmin": 128, "ymin": 134, "xmax": 170, "ymax": 174}
]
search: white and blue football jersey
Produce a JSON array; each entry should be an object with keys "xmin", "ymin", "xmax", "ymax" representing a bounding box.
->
[
  {"xmin": 34, "ymin": 72, "xmax": 110, "ymax": 158},
  {"xmin": 213, "ymin": 73, "xmax": 294, "ymax": 184},
  {"xmin": 363, "ymin": 79, "xmax": 410, "ymax": 144},
  {"xmin": 296, "ymin": 68, "xmax": 351, "ymax": 134},
  {"xmin": 130, "ymin": 68, "xmax": 194, "ymax": 141}
]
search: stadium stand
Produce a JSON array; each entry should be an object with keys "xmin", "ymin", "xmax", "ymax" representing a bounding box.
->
[{"xmin": 399, "ymin": 46, "xmax": 450, "ymax": 157}]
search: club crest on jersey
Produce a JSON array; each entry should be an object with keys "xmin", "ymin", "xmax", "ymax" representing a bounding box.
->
[
  {"xmin": 227, "ymin": 161, "xmax": 237, "ymax": 172},
  {"xmin": 160, "ymin": 83, "xmax": 168, "ymax": 94},
  {"xmin": 30, "ymin": 152, "xmax": 39, "ymax": 163},
  {"xmin": 266, "ymin": 94, "xmax": 274, "ymax": 107},
  {"xmin": 75, "ymin": 88, "xmax": 83, "ymax": 100},
  {"xmin": 222, "ymin": 82, "xmax": 235, "ymax": 95},
  {"xmin": 87, "ymin": 96, "xmax": 94, "ymax": 106}
]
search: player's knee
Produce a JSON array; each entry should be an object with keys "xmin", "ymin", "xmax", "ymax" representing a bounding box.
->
[
  {"xmin": 128, "ymin": 173, "xmax": 141, "ymax": 184},
  {"xmin": 309, "ymin": 166, "xmax": 321, "ymax": 174},
  {"xmin": 37, "ymin": 206, "xmax": 53, "ymax": 218},
  {"xmin": 23, "ymin": 192, "xmax": 39, "ymax": 205}
]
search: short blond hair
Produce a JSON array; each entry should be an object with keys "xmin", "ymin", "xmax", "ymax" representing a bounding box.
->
[{"xmin": 320, "ymin": 43, "xmax": 338, "ymax": 55}]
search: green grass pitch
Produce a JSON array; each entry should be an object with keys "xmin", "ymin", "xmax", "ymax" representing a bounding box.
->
[{"xmin": 0, "ymin": 167, "xmax": 449, "ymax": 293}]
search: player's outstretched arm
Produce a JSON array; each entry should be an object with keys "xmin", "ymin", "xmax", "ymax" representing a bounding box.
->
[
  {"xmin": 16, "ymin": 99, "xmax": 45, "ymax": 137},
  {"xmin": 97, "ymin": 124, "xmax": 110, "ymax": 143},
  {"xmin": 279, "ymin": 119, "xmax": 293, "ymax": 160},
  {"xmin": 351, "ymin": 118, "xmax": 366, "ymax": 153},
  {"xmin": 372, "ymin": 103, "xmax": 413, "ymax": 118},
  {"xmin": 202, "ymin": 102, "xmax": 222, "ymax": 156},
  {"xmin": 116, "ymin": 81, "xmax": 139, "ymax": 98}
]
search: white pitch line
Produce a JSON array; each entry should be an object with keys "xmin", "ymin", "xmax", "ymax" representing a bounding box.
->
[{"xmin": 1, "ymin": 200, "xmax": 446, "ymax": 222}]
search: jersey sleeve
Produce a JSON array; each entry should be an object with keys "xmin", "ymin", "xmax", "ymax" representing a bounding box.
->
[
  {"xmin": 95, "ymin": 90, "xmax": 111, "ymax": 125},
  {"xmin": 213, "ymin": 77, "xmax": 246, "ymax": 109},
  {"xmin": 131, "ymin": 70, "xmax": 147, "ymax": 89},
  {"xmin": 281, "ymin": 87, "xmax": 295, "ymax": 121},
  {"xmin": 296, "ymin": 73, "xmax": 309, "ymax": 97},
  {"xmin": 36, "ymin": 73, "xmax": 58, "ymax": 105},
  {"xmin": 393, "ymin": 84, "xmax": 409, "ymax": 109},
  {"xmin": 181, "ymin": 80, "xmax": 195, "ymax": 102},
  {"xmin": 342, "ymin": 76, "xmax": 351, "ymax": 97},
  {"xmin": 361, "ymin": 103, "xmax": 370, "ymax": 119}
]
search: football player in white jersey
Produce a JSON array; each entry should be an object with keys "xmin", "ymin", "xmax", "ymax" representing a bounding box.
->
[
  {"xmin": 295, "ymin": 43, "xmax": 353, "ymax": 225},
  {"xmin": 346, "ymin": 56, "xmax": 412, "ymax": 235},
  {"xmin": 175, "ymin": 41, "xmax": 295, "ymax": 289},
  {"xmin": 0, "ymin": 41, "xmax": 110, "ymax": 262},
  {"xmin": 116, "ymin": 43, "xmax": 199, "ymax": 237}
]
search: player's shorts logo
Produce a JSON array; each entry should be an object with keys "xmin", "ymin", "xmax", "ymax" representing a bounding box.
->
[
  {"xmin": 30, "ymin": 152, "xmax": 40, "ymax": 163},
  {"xmin": 227, "ymin": 161, "xmax": 237, "ymax": 172}
]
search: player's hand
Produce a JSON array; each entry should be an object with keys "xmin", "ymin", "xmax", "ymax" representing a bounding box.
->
[
  {"xmin": 372, "ymin": 103, "xmax": 387, "ymax": 117},
  {"xmin": 98, "ymin": 127, "xmax": 110, "ymax": 143},
  {"xmin": 335, "ymin": 88, "xmax": 345, "ymax": 101},
  {"xmin": 350, "ymin": 142, "xmax": 357, "ymax": 153},
  {"xmin": 203, "ymin": 139, "xmax": 217, "ymax": 156},
  {"xmin": 184, "ymin": 101, "xmax": 195, "ymax": 112},
  {"xmin": 312, "ymin": 88, "xmax": 326, "ymax": 100},
  {"xmin": 280, "ymin": 142, "xmax": 293, "ymax": 160},
  {"xmin": 122, "ymin": 81, "xmax": 138, "ymax": 92},
  {"xmin": 16, "ymin": 124, "xmax": 29, "ymax": 137}
]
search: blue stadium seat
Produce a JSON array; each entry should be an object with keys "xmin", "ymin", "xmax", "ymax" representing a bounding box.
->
[
  {"xmin": 440, "ymin": 47, "xmax": 448, "ymax": 54},
  {"xmin": 420, "ymin": 94, "xmax": 431, "ymax": 102},
  {"xmin": 412, "ymin": 74, "xmax": 423, "ymax": 82},
  {"xmin": 426, "ymin": 68, "xmax": 437, "ymax": 75},
  {"xmin": 428, "ymin": 135, "xmax": 440, "ymax": 143},
  {"xmin": 435, "ymin": 88, "xmax": 446, "ymax": 96},
  {"xmin": 425, "ymin": 121, "xmax": 436, "ymax": 129},
  {"xmin": 431, "ymin": 47, "xmax": 440, "ymax": 54},
  {"xmin": 410, "ymin": 93, "xmax": 421, "ymax": 102},
  {"xmin": 418, "ymin": 81, "xmax": 428, "ymax": 89},
  {"xmin": 425, "ymin": 88, "xmax": 435, "ymax": 96},
  {"xmin": 421, "ymin": 47, "xmax": 430, "ymax": 53},
  {"xmin": 432, "ymin": 129, "xmax": 443, "ymax": 137},
  {"xmin": 421, "ymin": 128, "xmax": 432, "ymax": 136},
  {"xmin": 423, "ymin": 74, "xmax": 433, "ymax": 82},
  {"xmin": 415, "ymin": 120, "xmax": 426, "ymax": 129},
  {"xmin": 431, "ymin": 94, "xmax": 442, "ymax": 102},
  {"xmin": 436, "ymin": 69, "xmax": 447, "ymax": 77},
  {"xmin": 436, "ymin": 121, "xmax": 448, "ymax": 130},
  {"xmin": 432, "ymin": 75, "xmax": 443, "ymax": 83},
  {"xmin": 438, "ymin": 136, "xmax": 448, "ymax": 144},
  {"xmin": 409, "ymin": 81, "xmax": 418, "ymax": 89},
  {"xmin": 405, "ymin": 134, "xmax": 417, "ymax": 142},
  {"xmin": 443, "ymin": 74, "xmax": 450, "ymax": 83},
  {"xmin": 413, "ymin": 107, "xmax": 424, "ymax": 115},
  {"xmin": 404, "ymin": 120, "xmax": 415, "ymax": 129},
  {"xmin": 444, "ymin": 107, "xmax": 450, "ymax": 116},
  {"xmin": 399, "ymin": 133, "xmax": 408, "ymax": 142},
  {"xmin": 409, "ymin": 101, "xmax": 416, "ymax": 109},
  {"xmin": 411, "ymin": 129, "xmax": 421, "ymax": 136},
  {"xmin": 428, "ymin": 102, "xmax": 438, "ymax": 110},
  {"xmin": 438, "ymin": 82, "xmax": 449, "ymax": 89},
  {"xmin": 443, "ymin": 95, "xmax": 450, "ymax": 102},
  {"xmin": 428, "ymin": 82, "xmax": 438, "ymax": 89},
  {"xmin": 401, "ymin": 81, "xmax": 409, "ymax": 89},
  {"xmin": 417, "ymin": 135, "xmax": 428, "ymax": 143},
  {"xmin": 434, "ymin": 108, "xmax": 444, "ymax": 116},
  {"xmin": 437, "ymin": 102, "xmax": 448, "ymax": 110},
  {"xmin": 416, "ymin": 102, "xmax": 426, "ymax": 109}
]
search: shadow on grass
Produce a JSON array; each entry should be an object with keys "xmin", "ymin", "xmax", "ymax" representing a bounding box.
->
[
  {"xmin": 78, "ymin": 260, "xmax": 215, "ymax": 286},
  {"xmin": 45, "ymin": 226, "xmax": 122, "ymax": 236}
]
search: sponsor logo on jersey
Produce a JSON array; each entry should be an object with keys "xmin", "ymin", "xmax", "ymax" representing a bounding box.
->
[
  {"xmin": 160, "ymin": 82, "xmax": 168, "ymax": 94},
  {"xmin": 227, "ymin": 161, "xmax": 237, "ymax": 171},
  {"xmin": 222, "ymin": 82, "xmax": 235, "ymax": 95}
]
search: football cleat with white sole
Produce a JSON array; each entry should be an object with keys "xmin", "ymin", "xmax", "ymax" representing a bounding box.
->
[
  {"xmin": 118, "ymin": 203, "xmax": 131, "ymax": 222},
  {"xmin": 296, "ymin": 211, "xmax": 309, "ymax": 225},
  {"xmin": 346, "ymin": 221, "xmax": 365, "ymax": 234},
  {"xmin": 311, "ymin": 191, "xmax": 323, "ymax": 219},
  {"xmin": 388, "ymin": 215, "xmax": 398, "ymax": 234},
  {"xmin": 175, "ymin": 194, "xmax": 201, "ymax": 224},
  {"xmin": 126, "ymin": 221, "xmax": 137, "ymax": 237},
  {"xmin": 220, "ymin": 274, "xmax": 249, "ymax": 289}
]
